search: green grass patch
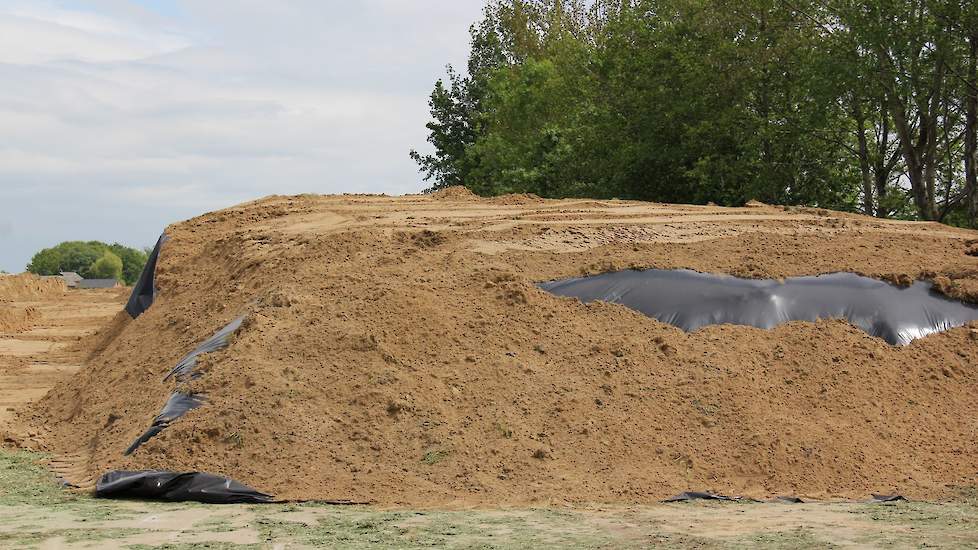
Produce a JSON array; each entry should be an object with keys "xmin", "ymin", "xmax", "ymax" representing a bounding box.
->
[{"xmin": 420, "ymin": 449, "xmax": 450, "ymax": 465}]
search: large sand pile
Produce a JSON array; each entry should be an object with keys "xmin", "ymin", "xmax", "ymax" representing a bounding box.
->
[{"xmin": 21, "ymin": 191, "xmax": 978, "ymax": 505}]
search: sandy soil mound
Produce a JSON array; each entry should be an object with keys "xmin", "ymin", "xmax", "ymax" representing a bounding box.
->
[
  {"xmin": 0, "ymin": 274, "xmax": 66, "ymax": 302},
  {"xmin": 22, "ymin": 194, "xmax": 978, "ymax": 505},
  {"xmin": 490, "ymin": 192, "xmax": 546, "ymax": 205},
  {"xmin": 429, "ymin": 185, "xmax": 479, "ymax": 200}
]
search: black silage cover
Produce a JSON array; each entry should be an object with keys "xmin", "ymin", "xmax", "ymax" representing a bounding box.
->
[{"xmin": 539, "ymin": 269, "xmax": 978, "ymax": 346}]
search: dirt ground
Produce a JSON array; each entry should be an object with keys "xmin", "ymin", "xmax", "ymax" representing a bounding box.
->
[
  {"xmin": 0, "ymin": 277, "xmax": 126, "ymax": 430},
  {"xmin": 10, "ymin": 190, "xmax": 978, "ymax": 506},
  {"xmin": 2, "ymin": 449, "xmax": 978, "ymax": 548}
]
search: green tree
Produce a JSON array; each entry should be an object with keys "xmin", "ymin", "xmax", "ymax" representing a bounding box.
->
[
  {"xmin": 27, "ymin": 241, "xmax": 148, "ymax": 284},
  {"xmin": 108, "ymin": 244, "xmax": 149, "ymax": 286},
  {"xmin": 414, "ymin": 0, "xmax": 975, "ymax": 225},
  {"xmin": 409, "ymin": 4, "xmax": 508, "ymax": 190},
  {"xmin": 89, "ymin": 251, "xmax": 123, "ymax": 280}
]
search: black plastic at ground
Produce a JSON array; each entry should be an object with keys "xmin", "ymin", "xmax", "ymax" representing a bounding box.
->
[
  {"xmin": 539, "ymin": 269, "xmax": 978, "ymax": 345},
  {"xmin": 663, "ymin": 491, "xmax": 737, "ymax": 502},
  {"xmin": 95, "ymin": 470, "xmax": 273, "ymax": 503}
]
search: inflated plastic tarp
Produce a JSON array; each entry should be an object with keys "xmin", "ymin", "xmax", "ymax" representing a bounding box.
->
[
  {"xmin": 124, "ymin": 315, "xmax": 245, "ymax": 455},
  {"xmin": 539, "ymin": 269, "xmax": 978, "ymax": 345},
  {"xmin": 96, "ymin": 470, "xmax": 273, "ymax": 503},
  {"xmin": 125, "ymin": 233, "xmax": 167, "ymax": 319}
]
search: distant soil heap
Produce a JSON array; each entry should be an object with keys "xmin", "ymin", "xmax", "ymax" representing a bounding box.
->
[
  {"xmin": 0, "ymin": 274, "xmax": 65, "ymax": 333},
  {"xmin": 0, "ymin": 273, "xmax": 66, "ymax": 302},
  {"xmin": 23, "ymin": 190, "xmax": 978, "ymax": 505}
]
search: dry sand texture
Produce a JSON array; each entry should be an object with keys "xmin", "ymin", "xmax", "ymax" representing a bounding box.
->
[
  {"xmin": 0, "ymin": 274, "xmax": 65, "ymax": 334},
  {"xmin": 8, "ymin": 190, "xmax": 978, "ymax": 506}
]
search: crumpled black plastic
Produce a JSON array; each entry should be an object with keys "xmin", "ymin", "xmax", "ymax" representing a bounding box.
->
[
  {"xmin": 124, "ymin": 392, "xmax": 204, "ymax": 455},
  {"xmin": 539, "ymin": 269, "xmax": 978, "ymax": 345},
  {"xmin": 124, "ymin": 316, "xmax": 245, "ymax": 455},
  {"xmin": 95, "ymin": 470, "xmax": 273, "ymax": 504},
  {"xmin": 103, "ymin": 315, "xmax": 263, "ymax": 503},
  {"xmin": 164, "ymin": 316, "xmax": 245, "ymax": 381},
  {"xmin": 870, "ymin": 494, "xmax": 908, "ymax": 503},
  {"xmin": 125, "ymin": 233, "xmax": 167, "ymax": 319},
  {"xmin": 663, "ymin": 491, "xmax": 739, "ymax": 502}
]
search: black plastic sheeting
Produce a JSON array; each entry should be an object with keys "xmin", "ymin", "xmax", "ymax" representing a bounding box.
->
[
  {"xmin": 164, "ymin": 316, "xmax": 245, "ymax": 382},
  {"xmin": 870, "ymin": 494, "xmax": 908, "ymax": 503},
  {"xmin": 539, "ymin": 269, "xmax": 978, "ymax": 345},
  {"xmin": 123, "ymin": 315, "xmax": 245, "ymax": 455},
  {"xmin": 96, "ymin": 470, "xmax": 273, "ymax": 504},
  {"xmin": 105, "ymin": 315, "xmax": 258, "ymax": 503},
  {"xmin": 125, "ymin": 233, "xmax": 167, "ymax": 319},
  {"xmin": 663, "ymin": 491, "xmax": 739, "ymax": 502},
  {"xmin": 664, "ymin": 492, "xmax": 904, "ymax": 504},
  {"xmin": 123, "ymin": 392, "xmax": 204, "ymax": 455}
]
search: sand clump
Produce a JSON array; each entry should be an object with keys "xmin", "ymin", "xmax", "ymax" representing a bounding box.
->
[
  {"xmin": 0, "ymin": 306, "xmax": 41, "ymax": 333},
  {"xmin": 19, "ymin": 193, "xmax": 978, "ymax": 506}
]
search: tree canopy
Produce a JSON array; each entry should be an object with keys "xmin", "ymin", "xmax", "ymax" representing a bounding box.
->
[
  {"xmin": 413, "ymin": 0, "xmax": 978, "ymax": 225},
  {"xmin": 27, "ymin": 241, "xmax": 148, "ymax": 284},
  {"xmin": 89, "ymin": 251, "xmax": 124, "ymax": 281}
]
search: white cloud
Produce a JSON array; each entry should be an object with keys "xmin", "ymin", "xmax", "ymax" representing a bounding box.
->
[
  {"xmin": 0, "ymin": 0, "xmax": 485, "ymax": 272},
  {"xmin": 0, "ymin": 3, "xmax": 190, "ymax": 64}
]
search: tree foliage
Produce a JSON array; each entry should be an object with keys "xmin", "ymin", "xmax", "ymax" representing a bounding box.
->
[
  {"xmin": 414, "ymin": 0, "xmax": 978, "ymax": 225},
  {"xmin": 89, "ymin": 251, "xmax": 124, "ymax": 280},
  {"xmin": 27, "ymin": 241, "xmax": 148, "ymax": 284}
]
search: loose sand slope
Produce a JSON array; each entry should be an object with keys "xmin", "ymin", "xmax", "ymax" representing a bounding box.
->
[{"xmin": 20, "ymin": 191, "xmax": 978, "ymax": 505}]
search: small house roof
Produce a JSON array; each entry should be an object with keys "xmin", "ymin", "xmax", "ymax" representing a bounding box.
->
[
  {"xmin": 60, "ymin": 272, "xmax": 83, "ymax": 287},
  {"xmin": 77, "ymin": 279, "xmax": 121, "ymax": 289}
]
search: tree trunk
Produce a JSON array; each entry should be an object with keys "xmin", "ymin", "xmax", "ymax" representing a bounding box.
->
[
  {"xmin": 853, "ymin": 99, "xmax": 875, "ymax": 215},
  {"xmin": 880, "ymin": 48, "xmax": 941, "ymax": 221},
  {"xmin": 888, "ymin": 91, "xmax": 933, "ymax": 219},
  {"xmin": 966, "ymin": 34, "xmax": 978, "ymax": 228},
  {"xmin": 874, "ymin": 99, "xmax": 894, "ymax": 218}
]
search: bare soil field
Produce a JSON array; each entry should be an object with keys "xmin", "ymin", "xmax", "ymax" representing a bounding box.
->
[
  {"xmin": 0, "ymin": 276, "xmax": 126, "ymax": 428},
  {"xmin": 8, "ymin": 190, "xmax": 978, "ymax": 506}
]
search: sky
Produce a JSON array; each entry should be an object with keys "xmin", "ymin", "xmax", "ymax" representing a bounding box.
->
[{"xmin": 0, "ymin": 0, "xmax": 485, "ymax": 273}]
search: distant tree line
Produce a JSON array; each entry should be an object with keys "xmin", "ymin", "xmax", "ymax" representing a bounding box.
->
[
  {"xmin": 412, "ymin": 0, "xmax": 978, "ymax": 225},
  {"xmin": 27, "ymin": 241, "xmax": 148, "ymax": 284}
]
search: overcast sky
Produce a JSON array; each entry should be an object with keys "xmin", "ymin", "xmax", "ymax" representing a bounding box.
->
[{"xmin": 0, "ymin": 0, "xmax": 484, "ymax": 272}]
